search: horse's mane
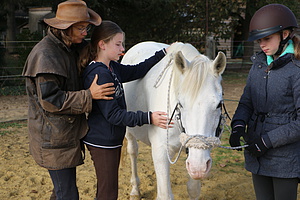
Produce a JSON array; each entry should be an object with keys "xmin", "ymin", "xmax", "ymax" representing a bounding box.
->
[
  {"xmin": 171, "ymin": 44, "xmax": 212, "ymax": 105},
  {"xmin": 180, "ymin": 56, "xmax": 211, "ymax": 103}
]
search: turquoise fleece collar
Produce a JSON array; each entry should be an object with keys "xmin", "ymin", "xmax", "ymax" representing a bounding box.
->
[{"xmin": 267, "ymin": 40, "xmax": 294, "ymax": 65}]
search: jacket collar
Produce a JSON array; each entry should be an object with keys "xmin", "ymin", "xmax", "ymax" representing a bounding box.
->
[
  {"xmin": 267, "ymin": 40, "xmax": 294, "ymax": 65},
  {"xmin": 270, "ymin": 53, "xmax": 293, "ymax": 71},
  {"xmin": 47, "ymin": 29, "xmax": 72, "ymax": 52},
  {"xmin": 252, "ymin": 51, "xmax": 295, "ymax": 72}
]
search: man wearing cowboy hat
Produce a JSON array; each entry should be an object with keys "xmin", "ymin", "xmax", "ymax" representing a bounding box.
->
[{"xmin": 22, "ymin": 1, "xmax": 115, "ymax": 199}]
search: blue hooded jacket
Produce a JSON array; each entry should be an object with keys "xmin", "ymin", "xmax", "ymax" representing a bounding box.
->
[{"xmin": 82, "ymin": 49, "xmax": 166, "ymax": 147}]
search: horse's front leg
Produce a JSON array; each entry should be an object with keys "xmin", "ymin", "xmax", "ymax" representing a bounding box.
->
[
  {"xmin": 151, "ymin": 142, "xmax": 174, "ymax": 200},
  {"xmin": 126, "ymin": 132, "xmax": 141, "ymax": 200},
  {"xmin": 187, "ymin": 177, "xmax": 201, "ymax": 200}
]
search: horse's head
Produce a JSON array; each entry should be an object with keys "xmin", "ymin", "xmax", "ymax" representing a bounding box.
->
[{"xmin": 172, "ymin": 49, "xmax": 226, "ymax": 179}]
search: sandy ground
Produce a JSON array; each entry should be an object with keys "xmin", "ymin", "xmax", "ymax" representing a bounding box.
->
[
  {"xmin": 0, "ymin": 80, "xmax": 299, "ymax": 199},
  {"xmin": 0, "ymin": 95, "xmax": 28, "ymax": 123}
]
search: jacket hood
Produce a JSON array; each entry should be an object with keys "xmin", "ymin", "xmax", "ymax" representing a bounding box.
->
[{"xmin": 83, "ymin": 61, "xmax": 109, "ymax": 80}]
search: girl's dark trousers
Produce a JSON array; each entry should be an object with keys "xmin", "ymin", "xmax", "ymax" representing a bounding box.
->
[
  {"xmin": 87, "ymin": 144, "xmax": 121, "ymax": 200},
  {"xmin": 252, "ymin": 173, "xmax": 298, "ymax": 200}
]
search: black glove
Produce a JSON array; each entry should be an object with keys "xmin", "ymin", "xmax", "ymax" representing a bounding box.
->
[
  {"xmin": 229, "ymin": 126, "xmax": 245, "ymax": 151},
  {"xmin": 245, "ymin": 137, "xmax": 268, "ymax": 157}
]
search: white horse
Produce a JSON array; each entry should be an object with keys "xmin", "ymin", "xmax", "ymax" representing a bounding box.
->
[{"xmin": 121, "ymin": 41, "xmax": 226, "ymax": 200}]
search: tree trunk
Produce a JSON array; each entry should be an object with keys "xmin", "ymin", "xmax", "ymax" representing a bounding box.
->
[
  {"xmin": 6, "ymin": 1, "xmax": 16, "ymax": 54},
  {"xmin": 242, "ymin": 0, "xmax": 257, "ymax": 64}
]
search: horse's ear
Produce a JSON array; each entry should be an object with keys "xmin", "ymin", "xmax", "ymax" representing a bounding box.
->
[
  {"xmin": 213, "ymin": 51, "xmax": 226, "ymax": 75},
  {"xmin": 175, "ymin": 51, "xmax": 189, "ymax": 73}
]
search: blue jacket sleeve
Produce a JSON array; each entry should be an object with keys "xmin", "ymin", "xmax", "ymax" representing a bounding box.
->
[{"xmin": 115, "ymin": 49, "xmax": 166, "ymax": 83}]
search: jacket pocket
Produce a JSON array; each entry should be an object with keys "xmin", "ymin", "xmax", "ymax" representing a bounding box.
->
[
  {"xmin": 264, "ymin": 115, "xmax": 291, "ymax": 132},
  {"xmin": 42, "ymin": 114, "xmax": 76, "ymax": 149}
]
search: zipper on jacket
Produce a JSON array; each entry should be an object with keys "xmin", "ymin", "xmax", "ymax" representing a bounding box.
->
[{"xmin": 264, "ymin": 70, "xmax": 271, "ymax": 103}]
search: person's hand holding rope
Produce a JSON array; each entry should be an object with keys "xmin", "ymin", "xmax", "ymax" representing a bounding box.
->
[{"xmin": 229, "ymin": 125, "xmax": 245, "ymax": 151}]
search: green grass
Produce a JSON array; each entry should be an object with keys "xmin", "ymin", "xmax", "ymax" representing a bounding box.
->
[
  {"xmin": 0, "ymin": 121, "xmax": 26, "ymax": 136},
  {"xmin": 211, "ymin": 129, "xmax": 245, "ymax": 173}
]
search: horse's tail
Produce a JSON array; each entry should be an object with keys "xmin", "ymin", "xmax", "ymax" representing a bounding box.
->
[{"xmin": 120, "ymin": 137, "xmax": 128, "ymax": 168}]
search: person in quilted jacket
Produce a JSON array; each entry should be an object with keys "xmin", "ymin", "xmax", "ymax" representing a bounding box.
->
[{"xmin": 229, "ymin": 4, "xmax": 300, "ymax": 200}]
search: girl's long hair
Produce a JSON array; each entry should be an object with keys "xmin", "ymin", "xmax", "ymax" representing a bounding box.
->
[
  {"xmin": 293, "ymin": 34, "xmax": 300, "ymax": 60},
  {"xmin": 79, "ymin": 20, "xmax": 124, "ymax": 73}
]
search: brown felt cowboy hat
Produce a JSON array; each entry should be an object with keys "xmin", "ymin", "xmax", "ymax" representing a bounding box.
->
[{"xmin": 44, "ymin": 0, "xmax": 102, "ymax": 30}]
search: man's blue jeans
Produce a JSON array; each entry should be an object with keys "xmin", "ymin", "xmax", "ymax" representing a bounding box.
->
[{"xmin": 48, "ymin": 167, "xmax": 79, "ymax": 200}]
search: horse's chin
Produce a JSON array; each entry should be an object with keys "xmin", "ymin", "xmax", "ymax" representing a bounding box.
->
[
  {"xmin": 189, "ymin": 172, "xmax": 210, "ymax": 180},
  {"xmin": 188, "ymin": 169, "xmax": 211, "ymax": 180}
]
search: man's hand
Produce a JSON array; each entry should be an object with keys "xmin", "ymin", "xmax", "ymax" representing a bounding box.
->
[{"xmin": 89, "ymin": 74, "xmax": 115, "ymax": 100}]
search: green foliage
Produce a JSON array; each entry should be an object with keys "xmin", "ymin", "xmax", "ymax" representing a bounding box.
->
[
  {"xmin": 15, "ymin": 29, "xmax": 42, "ymax": 67},
  {"xmin": 1, "ymin": 0, "xmax": 300, "ymax": 70},
  {"xmin": 91, "ymin": 0, "xmax": 245, "ymax": 50},
  {"xmin": 0, "ymin": 85, "xmax": 26, "ymax": 96},
  {"xmin": 211, "ymin": 129, "xmax": 245, "ymax": 173},
  {"xmin": 89, "ymin": 0, "xmax": 299, "ymax": 51},
  {"xmin": 0, "ymin": 121, "xmax": 26, "ymax": 136},
  {"xmin": 0, "ymin": 30, "xmax": 40, "ymax": 93},
  {"xmin": 2, "ymin": 0, "xmax": 300, "ymax": 52},
  {"xmin": 93, "ymin": 0, "xmax": 184, "ymax": 48}
]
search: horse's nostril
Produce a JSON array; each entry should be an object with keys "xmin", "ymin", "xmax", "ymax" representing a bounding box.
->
[{"xmin": 206, "ymin": 159, "xmax": 212, "ymax": 172}]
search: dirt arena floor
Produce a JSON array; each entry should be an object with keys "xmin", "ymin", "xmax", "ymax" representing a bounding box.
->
[{"xmin": 0, "ymin": 73, "xmax": 299, "ymax": 200}]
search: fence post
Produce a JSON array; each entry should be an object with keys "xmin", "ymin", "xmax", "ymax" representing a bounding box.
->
[{"xmin": 205, "ymin": 36, "xmax": 216, "ymax": 59}]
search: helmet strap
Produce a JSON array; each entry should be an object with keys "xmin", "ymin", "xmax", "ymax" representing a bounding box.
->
[{"xmin": 274, "ymin": 32, "xmax": 290, "ymax": 55}]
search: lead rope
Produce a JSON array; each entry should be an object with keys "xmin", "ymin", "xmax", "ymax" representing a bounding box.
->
[
  {"xmin": 164, "ymin": 71, "xmax": 202, "ymax": 164},
  {"xmin": 153, "ymin": 55, "xmax": 182, "ymax": 164},
  {"xmin": 166, "ymin": 69, "xmax": 182, "ymax": 164},
  {"xmin": 154, "ymin": 54, "xmax": 173, "ymax": 88},
  {"xmin": 164, "ymin": 66, "xmax": 187, "ymax": 164},
  {"xmin": 216, "ymin": 112, "xmax": 249, "ymax": 150}
]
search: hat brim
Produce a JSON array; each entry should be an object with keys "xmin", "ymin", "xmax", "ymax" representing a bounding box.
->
[
  {"xmin": 44, "ymin": 8, "xmax": 101, "ymax": 29},
  {"xmin": 247, "ymin": 25, "xmax": 283, "ymax": 41}
]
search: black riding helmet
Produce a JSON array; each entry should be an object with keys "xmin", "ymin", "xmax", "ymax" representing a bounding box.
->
[
  {"xmin": 248, "ymin": 4, "xmax": 298, "ymax": 42},
  {"xmin": 248, "ymin": 4, "xmax": 298, "ymax": 55}
]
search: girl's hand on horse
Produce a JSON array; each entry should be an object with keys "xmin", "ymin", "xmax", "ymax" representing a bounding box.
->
[{"xmin": 151, "ymin": 111, "xmax": 174, "ymax": 129}]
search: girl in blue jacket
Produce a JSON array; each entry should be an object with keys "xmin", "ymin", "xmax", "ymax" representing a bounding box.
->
[
  {"xmin": 80, "ymin": 20, "xmax": 171, "ymax": 200},
  {"xmin": 229, "ymin": 4, "xmax": 300, "ymax": 200}
]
